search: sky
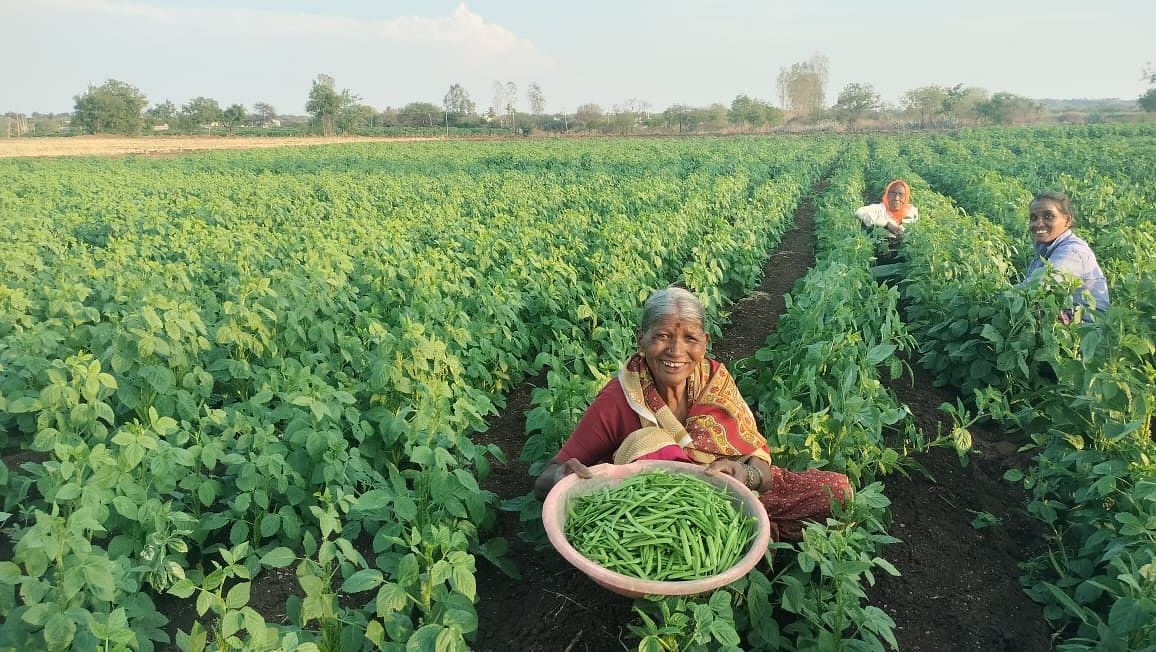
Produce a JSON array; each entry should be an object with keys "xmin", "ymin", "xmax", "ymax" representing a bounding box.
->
[{"xmin": 3, "ymin": 0, "xmax": 1153, "ymax": 115}]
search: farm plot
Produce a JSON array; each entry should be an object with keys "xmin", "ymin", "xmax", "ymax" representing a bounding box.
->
[{"xmin": 1, "ymin": 127, "xmax": 1153, "ymax": 651}]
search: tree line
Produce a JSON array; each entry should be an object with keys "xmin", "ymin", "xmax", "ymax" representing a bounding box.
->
[{"xmin": 14, "ymin": 55, "xmax": 1156, "ymax": 137}]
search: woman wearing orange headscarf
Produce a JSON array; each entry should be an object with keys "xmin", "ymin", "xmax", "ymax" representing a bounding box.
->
[{"xmin": 855, "ymin": 179, "xmax": 919, "ymax": 239}]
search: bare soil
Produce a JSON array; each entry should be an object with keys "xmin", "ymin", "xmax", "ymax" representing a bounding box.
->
[{"xmin": 0, "ymin": 135, "xmax": 439, "ymax": 159}]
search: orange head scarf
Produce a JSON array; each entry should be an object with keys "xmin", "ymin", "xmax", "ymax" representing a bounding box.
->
[{"xmin": 882, "ymin": 179, "xmax": 912, "ymax": 225}]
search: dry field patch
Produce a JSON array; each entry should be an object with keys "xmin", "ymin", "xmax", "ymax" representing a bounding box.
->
[{"xmin": 0, "ymin": 135, "xmax": 439, "ymax": 158}]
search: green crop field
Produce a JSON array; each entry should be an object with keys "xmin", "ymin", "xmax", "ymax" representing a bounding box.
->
[{"xmin": 1, "ymin": 126, "xmax": 1153, "ymax": 651}]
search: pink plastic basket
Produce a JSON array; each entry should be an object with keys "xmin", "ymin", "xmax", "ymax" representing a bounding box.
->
[{"xmin": 542, "ymin": 460, "xmax": 772, "ymax": 598}]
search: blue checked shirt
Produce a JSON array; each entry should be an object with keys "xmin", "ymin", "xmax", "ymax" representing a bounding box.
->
[{"xmin": 1022, "ymin": 230, "xmax": 1110, "ymax": 312}]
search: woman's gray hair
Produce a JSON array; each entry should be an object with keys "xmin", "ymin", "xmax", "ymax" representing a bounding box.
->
[{"xmin": 639, "ymin": 287, "xmax": 706, "ymax": 335}]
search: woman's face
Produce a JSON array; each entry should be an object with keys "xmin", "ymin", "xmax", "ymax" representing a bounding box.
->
[
  {"xmin": 885, "ymin": 184, "xmax": 907, "ymax": 212},
  {"xmin": 638, "ymin": 315, "xmax": 709, "ymax": 389},
  {"xmin": 1028, "ymin": 198, "xmax": 1072, "ymax": 245}
]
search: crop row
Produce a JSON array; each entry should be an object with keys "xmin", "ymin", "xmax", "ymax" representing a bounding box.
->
[
  {"xmin": 0, "ymin": 138, "xmax": 843, "ymax": 651},
  {"xmin": 864, "ymin": 132, "xmax": 1156, "ymax": 650}
]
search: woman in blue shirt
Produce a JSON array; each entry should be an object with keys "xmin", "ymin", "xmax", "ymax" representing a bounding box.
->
[{"xmin": 1022, "ymin": 191, "xmax": 1110, "ymax": 318}]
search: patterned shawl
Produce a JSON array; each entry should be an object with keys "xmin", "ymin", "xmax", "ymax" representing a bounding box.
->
[{"xmin": 613, "ymin": 352, "xmax": 771, "ymax": 465}]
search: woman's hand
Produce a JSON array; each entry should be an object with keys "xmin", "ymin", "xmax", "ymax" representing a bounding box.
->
[
  {"xmin": 704, "ymin": 458, "xmax": 747, "ymax": 483},
  {"xmin": 705, "ymin": 458, "xmax": 769, "ymax": 492},
  {"xmin": 533, "ymin": 459, "xmax": 593, "ymax": 500}
]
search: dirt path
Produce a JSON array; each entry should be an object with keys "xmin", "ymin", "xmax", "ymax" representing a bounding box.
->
[{"xmin": 865, "ymin": 349, "xmax": 1053, "ymax": 650}]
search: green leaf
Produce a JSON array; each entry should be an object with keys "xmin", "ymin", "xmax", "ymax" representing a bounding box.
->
[
  {"xmin": 449, "ymin": 565, "xmax": 476, "ymax": 601},
  {"xmin": 7, "ymin": 396, "xmax": 42, "ymax": 413},
  {"xmin": 0, "ymin": 561, "xmax": 22, "ymax": 584},
  {"xmin": 779, "ymin": 576, "xmax": 803, "ymax": 614},
  {"xmin": 375, "ymin": 582, "xmax": 409, "ymax": 615},
  {"xmin": 342, "ymin": 569, "xmax": 384, "ymax": 593},
  {"xmin": 439, "ymin": 598, "xmax": 477, "ymax": 634},
  {"xmin": 365, "ymin": 620, "xmax": 385, "ymax": 647},
  {"xmin": 1041, "ymin": 582, "xmax": 1091, "ymax": 625},
  {"xmin": 435, "ymin": 624, "xmax": 465, "ymax": 652},
  {"xmin": 354, "ymin": 489, "xmax": 392, "ymax": 512},
  {"xmin": 44, "ymin": 612, "xmax": 77, "ymax": 651},
  {"xmin": 396, "ymin": 554, "xmax": 419, "ymax": 588},
  {"xmin": 93, "ymin": 401, "xmax": 116, "ymax": 425},
  {"xmin": 196, "ymin": 481, "xmax": 217, "ymax": 507},
  {"xmin": 22, "ymin": 602, "xmax": 57, "ymax": 626},
  {"xmin": 407, "ymin": 624, "xmax": 442, "ymax": 652},
  {"xmin": 1003, "ymin": 468, "xmax": 1024, "ymax": 482},
  {"xmin": 220, "ymin": 610, "xmax": 243, "ymax": 638},
  {"xmin": 639, "ymin": 636, "xmax": 663, "ymax": 652},
  {"xmin": 259, "ymin": 547, "xmax": 296, "ymax": 568},
  {"xmin": 866, "ymin": 343, "xmax": 897, "ymax": 365},
  {"xmin": 979, "ymin": 323, "xmax": 1004, "ymax": 344},
  {"xmin": 394, "ymin": 495, "xmax": 417, "ymax": 523},
  {"xmin": 82, "ymin": 557, "xmax": 117, "ymax": 601},
  {"xmin": 952, "ymin": 427, "xmax": 972, "ymax": 454},
  {"xmin": 140, "ymin": 365, "xmax": 175, "ymax": 394},
  {"xmin": 258, "ymin": 513, "xmax": 281, "ymax": 538},
  {"xmin": 226, "ymin": 582, "xmax": 251, "ymax": 609},
  {"xmin": 708, "ymin": 618, "xmax": 741, "ymax": 647},
  {"xmin": 1108, "ymin": 596, "xmax": 1152, "ymax": 632},
  {"xmin": 55, "ymin": 483, "xmax": 82, "ymax": 501},
  {"xmin": 169, "ymin": 578, "xmax": 197, "ymax": 598}
]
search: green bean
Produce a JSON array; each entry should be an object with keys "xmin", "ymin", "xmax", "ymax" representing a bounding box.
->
[{"xmin": 562, "ymin": 470, "xmax": 759, "ymax": 581}]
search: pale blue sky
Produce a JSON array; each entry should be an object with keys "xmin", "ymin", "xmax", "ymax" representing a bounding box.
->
[{"xmin": 3, "ymin": 0, "xmax": 1153, "ymax": 115}]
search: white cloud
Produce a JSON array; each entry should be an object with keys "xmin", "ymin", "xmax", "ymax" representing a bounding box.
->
[
  {"xmin": 26, "ymin": 0, "xmax": 171, "ymax": 19},
  {"xmin": 21, "ymin": 1, "xmax": 550, "ymax": 61},
  {"xmin": 380, "ymin": 4, "xmax": 541, "ymax": 57}
]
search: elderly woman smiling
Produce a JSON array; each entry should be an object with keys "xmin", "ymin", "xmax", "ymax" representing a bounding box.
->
[
  {"xmin": 1021, "ymin": 192, "xmax": 1109, "ymax": 318},
  {"xmin": 855, "ymin": 179, "xmax": 919, "ymax": 239},
  {"xmin": 534, "ymin": 287, "xmax": 852, "ymax": 542}
]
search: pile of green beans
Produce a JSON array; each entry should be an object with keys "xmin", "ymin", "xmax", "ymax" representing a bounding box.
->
[{"xmin": 564, "ymin": 470, "xmax": 758, "ymax": 581}]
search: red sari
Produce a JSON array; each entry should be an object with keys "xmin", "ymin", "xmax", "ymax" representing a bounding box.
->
[{"xmin": 554, "ymin": 354, "xmax": 852, "ymax": 541}]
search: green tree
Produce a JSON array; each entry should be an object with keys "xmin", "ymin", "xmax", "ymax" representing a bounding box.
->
[
  {"xmin": 663, "ymin": 104, "xmax": 694, "ymax": 133},
  {"xmin": 71, "ymin": 79, "xmax": 148, "ymax": 134},
  {"xmin": 700, "ymin": 103, "xmax": 730, "ymax": 131},
  {"xmin": 833, "ymin": 83, "xmax": 881, "ymax": 129},
  {"xmin": 1140, "ymin": 88, "xmax": 1156, "ymax": 112},
  {"xmin": 306, "ymin": 74, "xmax": 343, "ymax": 136},
  {"xmin": 902, "ymin": 85, "xmax": 948, "ymax": 128},
  {"xmin": 397, "ymin": 102, "xmax": 442, "ymax": 128},
  {"xmin": 728, "ymin": 95, "xmax": 782, "ymax": 130},
  {"xmin": 943, "ymin": 84, "xmax": 989, "ymax": 126},
  {"xmin": 179, "ymin": 97, "xmax": 223, "ymax": 132},
  {"xmin": 337, "ymin": 104, "xmax": 375, "ymax": 132},
  {"xmin": 253, "ymin": 102, "xmax": 277, "ymax": 124},
  {"xmin": 574, "ymin": 103, "xmax": 604, "ymax": 131},
  {"xmin": 1140, "ymin": 65, "xmax": 1156, "ymax": 112},
  {"xmin": 145, "ymin": 101, "xmax": 177, "ymax": 128},
  {"xmin": 222, "ymin": 104, "xmax": 247, "ymax": 131},
  {"xmin": 976, "ymin": 92, "xmax": 1042, "ymax": 125}
]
